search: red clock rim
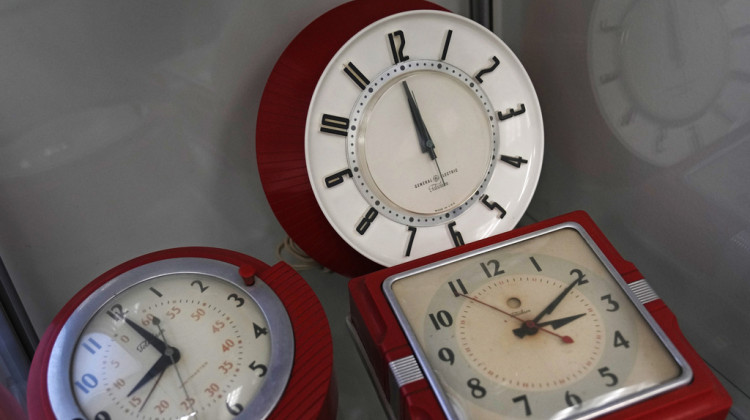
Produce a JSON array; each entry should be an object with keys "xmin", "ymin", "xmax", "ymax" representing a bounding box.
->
[{"xmin": 255, "ymin": 0, "xmax": 447, "ymax": 277}]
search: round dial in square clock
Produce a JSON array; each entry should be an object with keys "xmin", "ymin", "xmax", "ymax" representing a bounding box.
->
[
  {"xmin": 386, "ymin": 227, "xmax": 689, "ymax": 419},
  {"xmin": 348, "ymin": 211, "xmax": 732, "ymax": 419},
  {"xmin": 257, "ymin": 2, "xmax": 543, "ymax": 276},
  {"xmin": 27, "ymin": 248, "xmax": 334, "ymax": 420}
]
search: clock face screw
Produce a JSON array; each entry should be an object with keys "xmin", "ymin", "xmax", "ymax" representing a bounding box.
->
[{"xmin": 239, "ymin": 264, "xmax": 257, "ymax": 286}]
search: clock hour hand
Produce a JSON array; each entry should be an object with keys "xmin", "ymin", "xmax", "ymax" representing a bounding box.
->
[
  {"xmin": 402, "ymin": 81, "xmax": 446, "ymax": 186},
  {"xmin": 512, "ymin": 313, "xmax": 586, "ymax": 337},
  {"xmin": 537, "ymin": 313, "xmax": 586, "ymax": 329}
]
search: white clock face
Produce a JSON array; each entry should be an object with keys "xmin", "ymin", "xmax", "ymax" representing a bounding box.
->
[
  {"xmin": 306, "ymin": 10, "xmax": 543, "ymax": 267},
  {"xmin": 589, "ymin": 0, "xmax": 750, "ymax": 166},
  {"xmin": 385, "ymin": 226, "xmax": 691, "ymax": 419},
  {"xmin": 47, "ymin": 259, "xmax": 294, "ymax": 420}
]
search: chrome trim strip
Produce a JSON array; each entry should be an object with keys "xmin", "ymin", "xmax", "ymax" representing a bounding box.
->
[
  {"xmin": 629, "ymin": 278, "xmax": 660, "ymax": 304},
  {"xmin": 389, "ymin": 355, "xmax": 424, "ymax": 388}
]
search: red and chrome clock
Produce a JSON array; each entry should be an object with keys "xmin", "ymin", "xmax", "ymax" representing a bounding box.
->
[
  {"xmin": 27, "ymin": 247, "xmax": 335, "ymax": 420},
  {"xmin": 349, "ymin": 211, "xmax": 731, "ymax": 419},
  {"xmin": 257, "ymin": 0, "xmax": 543, "ymax": 277}
]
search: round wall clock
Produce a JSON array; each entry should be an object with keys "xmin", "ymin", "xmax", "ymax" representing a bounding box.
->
[
  {"xmin": 588, "ymin": 0, "xmax": 750, "ymax": 167},
  {"xmin": 349, "ymin": 211, "xmax": 732, "ymax": 419},
  {"xmin": 257, "ymin": 0, "xmax": 543, "ymax": 277},
  {"xmin": 27, "ymin": 247, "xmax": 335, "ymax": 420}
]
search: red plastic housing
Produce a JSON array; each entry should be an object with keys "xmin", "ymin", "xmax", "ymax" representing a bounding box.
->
[
  {"xmin": 27, "ymin": 247, "xmax": 335, "ymax": 420},
  {"xmin": 349, "ymin": 210, "xmax": 732, "ymax": 419},
  {"xmin": 256, "ymin": 0, "xmax": 446, "ymax": 277}
]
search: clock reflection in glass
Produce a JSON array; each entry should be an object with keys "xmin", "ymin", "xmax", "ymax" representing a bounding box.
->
[
  {"xmin": 71, "ymin": 273, "xmax": 271, "ymax": 419},
  {"xmin": 589, "ymin": 0, "xmax": 750, "ymax": 166}
]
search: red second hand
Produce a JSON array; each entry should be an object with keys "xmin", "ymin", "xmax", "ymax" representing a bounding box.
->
[{"xmin": 459, "ymin": 294, "xmax": 574, "ymax": 344}]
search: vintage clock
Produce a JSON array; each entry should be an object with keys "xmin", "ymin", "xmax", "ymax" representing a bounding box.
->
[
  {"xmin": 27, "ymin": 247, "xmax": 335, "ymax": 420},
  {"xmin": 349, "ymin": 211, "xmax": 732, "ymax": 419},
  {"xmin": 257, "ymin": 0, "xmax": 543, "ymax": 277}
]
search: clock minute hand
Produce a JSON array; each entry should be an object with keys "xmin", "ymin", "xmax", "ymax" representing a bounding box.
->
[
  {"xmin": 402, "ymin": 81, "xmax": 446, "ymax": 186},
  {"xmin": 402, "ymin": 81, "xmax": 436, "ymax": 158},
  {"xmin": 124, "ymin": 317, "xmax": 168, "ymax": 354}
]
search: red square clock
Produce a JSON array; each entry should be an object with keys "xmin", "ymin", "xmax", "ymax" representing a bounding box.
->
[{"xmin": 349, "ymin": 211, "xmax": 731, "ymax": 419}]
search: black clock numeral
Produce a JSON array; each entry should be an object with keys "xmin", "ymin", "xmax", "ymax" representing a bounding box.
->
[
  {"xmin": 405, "ymin": 226, "xmax": 417, "ymax": 257},
  {"xmin": 226, "ymin": 402, "xmax": 244, "ymax": 416},
  {"xmin": 598, "ymin": 367, "xmax": 619, "ymax": 387},
  {"xmin": 324, "ymin": 168, "xmax": 353, "ymax": 188},
  {"xmin": 448, "ymin": 221, "xmax": 464, "ymax": 247},
  {"xmin": 480, "ymin": 194, "xmax": 507, "ymax": 218},
  {"xmin": 600, "ymin": 294, "xmax": 620, "ymax": 312},
  {"xmin": 227, "ymin": 293, "xmax": 244, "ymax": 308},
  {"xmin": 438, "ymin": 347, "xmax": 455, "ymax": 365},
  {"xmin": 498, "ymin": 103, "xmax": 526, "ymax": 121},
  {"xmin": 529, "ymin": 256, "xmax": 543, "ymax": 272},
  {"xmin": 512, "ymin": 394, "xmax": 532, "ymax": 416},
  {"xmin": 191, "ymin": 280, "xmax": 209, "ymax": 293},
  {"xmin": 356, "ymin": 207, "xmax": 378, "ymax": 235},
  {"xmin": 500, "ymin": 155, "xmax": 529, "ymax": 168},
  {"xmin": 613, "ymin": 330, "xmax": 631, "ymax": 349},
  {"xmin": 448, "ymin": 278, "xmax": 467, "ymax": 297},
  {"xmin": 565, "ymin": 390, "xmax": 583, "ymax": 407},
  {"xmin": 475, "ymin": 56, "xmax": 500, "ymax": 83},
  {"xmin": 249, "ymin": 360, "xmax": 268, "ymax": 377},
  {"xmin": 480, "ymin": 259, "xmax": 505, "ymax": 278},
  {"xmin": 440, "ymin": 29, "xmax": 453, "ymax": 60},
  {"xmin": 388, "ymin": 30, "xmax": 409, "ymax": 63},
  {"xmin": 570, "ymin": 269, "xmax": 589, "ymax": 285},
  {"xmin": 343, "ymin": 62, "xmax": 370, "ymax": 90},
  {"xmin": 253, "ymin": 322, "xmax": 268, "ymax": 338},
  {"xmin": 468, "ymin": 378, "xmax": 487, "ymax": 399},
  {"xmin": 320, "ymin": 114, "xmax": 349, "ymax": 136},
  {"xmin": 106, "ymin": 304, "xmax": 127, "ymax": 322},
  {"xmin": 428, "ymin": 310, "xmax": 453, "ymax": 330}
]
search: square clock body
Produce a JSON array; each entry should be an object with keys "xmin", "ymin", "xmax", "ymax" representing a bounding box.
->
[{"xmin": 348, "ymin": 211, "xmax": 731, "ymax": 419}]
